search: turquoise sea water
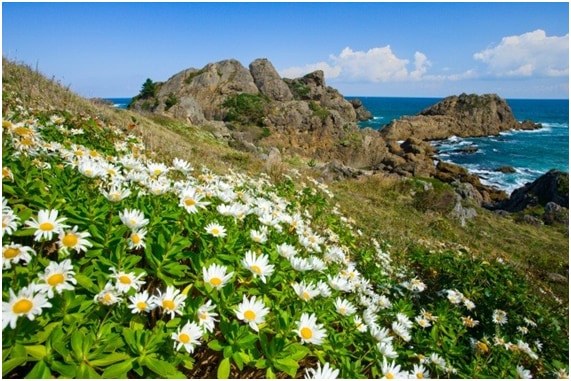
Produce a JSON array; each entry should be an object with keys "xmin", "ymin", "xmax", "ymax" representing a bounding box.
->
[
  {"xmin": 108, "ymin": 96, "xmax": 569, "ymax": 193},
  {"xmin": 350, "ymin": 97, "xmax": 569, "ymax": 193}
]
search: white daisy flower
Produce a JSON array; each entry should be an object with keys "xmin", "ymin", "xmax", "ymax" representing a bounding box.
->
[
  {"xmin": 57, "ymin": 225, "xmax": 92, "ymax": 254},
  {"xmin": 204, "ymin": 222, "xmax": 227, "ymax": 238},
  {"xmin": 304, "ymin": 362, "xmax": 340, "ymax": 379},
  {"xmin": 26, "ymin": 209, "xmax": 68, "ymax": 241},
  {"xmin": 295, "ymin": 312, "xmax": 327, "ymax": 345},
  {"xmin": 292, "ymin": 280, "xmax": 320, "ymax": 302},
  {"xmin": 410, "ymin": 364, "xmax": 430, "ymax": 379},
  {"xmin": 128, "ymin": 229, "xmax": 147, "ymax": 250},
  {"xmin": 202, "ymin": 263, "xmax": 233, "ymax": 290},
  {"xmin": 119, "ymin": 208, "xmax": 149, "ymax": 231},
  {"xmin": 2, "ymin": 285, "xmax": 53, "ymax": 329},
  {"xmin": 380, "ymin": 357, "xmax": 406, "ymax": 379},
  {"xmin": 172, "ymin": 158, "xmax": 193, "ymax": 173},
  {"xmin": 101, "ymin": 183, "xmax": 131, "ymax": 202},
  {"xmin": 94, "ymin": 282, "xmax": 122, "ymax": 306},
  {"xmin": 492, "ymin": 309, "xmax": 508, "ymax": 325},
  {"xmin": 172, "ymin": 321, "xmax": 202, "ymax": 354},
  {"xmin": 235, "ymin": 294, "xmax": 270, "ymax": 332},
  {"xmin": 2, "ymin": 243, "xmax": 35, "ymax": 269},
  {"xmin": 276, "ymin": 242, "xmax": 297, "ymax": 259},
  {"xmin": 127, "ymin": 290, "xmax": 157, "ymax": 314},
  {"xmin": 156, "ymin": 285, "xmax": 187, "ymax": 319},
  {"xmin": 36, "ymin": 259, "xmax": 76, "ymax": 298},
  {"xmin": 2, "ymin": 210, "xmax": 20, "ymax": 236},
  {"xmin": 250, "ymin": 228, "xmax": 268, "ymax": 244},
  {"xmin": 516, "ymin": 365, "xmax": 533, "ymax": 379},
  {"xmin": 147, "ymin": 162, "xmax": 169, "ymax": 177},
  {"xmin": 197, "ymin": 299, "xmax": 218, "ymax": 333},
  {"xmin": 334, "ymin": 297, "xmax": 357, "ymax": 316},
  {"xmin": 179, "ymin": 187, "xmax": 210, "ymax": 214},
  {"xmin": 110, "ymin": 267, "xmax": 146, "ymax": 294},
  {"xmin": 241, "ymin": 251, "xmax": 274, "ymax": 283}
]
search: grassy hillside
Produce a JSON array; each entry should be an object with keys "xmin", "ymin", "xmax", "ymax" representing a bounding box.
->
[{"xmin": 2, "ymin": 58, "xmax": 568, "ymax": 379}]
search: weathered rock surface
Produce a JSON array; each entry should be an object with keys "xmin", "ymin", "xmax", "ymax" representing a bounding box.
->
[
  {"xmin": 129, "ymin": 58, "xmax": 379, "ymax": 169},
  {"xmin": 379, "ymin": 93, "xmax": 542, "ymax": 141},
  {"xmin": 493, "ymin": 169, "xmax": 569, "ymax": 212}
]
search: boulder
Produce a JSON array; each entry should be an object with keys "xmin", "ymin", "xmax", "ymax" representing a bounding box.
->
[
  {"xmin": 350, "ymin": 98, "xmax": 374, "ymax": 121},
  {"xmin": 494, "ymin": 169, "xmax": 569, "ymax": 212},
  {"xmin": 249, "ymin": 59, "xmax": 293, "ymax": 101}
]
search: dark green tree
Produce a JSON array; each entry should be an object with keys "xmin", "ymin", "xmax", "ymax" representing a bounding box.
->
[{"xmin": 140, "ymin": 78, "xmax": 156, "ymax": 99}]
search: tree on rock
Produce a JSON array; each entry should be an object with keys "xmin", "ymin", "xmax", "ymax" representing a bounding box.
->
[{"xmin": 140, "ymin": 78, "xmax": 156, "ymax": 99}]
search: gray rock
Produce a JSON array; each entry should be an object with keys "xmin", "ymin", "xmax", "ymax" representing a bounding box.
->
[{"xmin": 249, "ymin": 59, "xmax": 293, "ymax": 101}]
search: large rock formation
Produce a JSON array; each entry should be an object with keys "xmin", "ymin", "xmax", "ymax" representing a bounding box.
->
[
  {"xmin": 129, "ymin": 58, "xmax": 381, "ymax": 168},
  {"xmin": 379, "ymin": 93, "xmax": 541, "ymax": 141}
]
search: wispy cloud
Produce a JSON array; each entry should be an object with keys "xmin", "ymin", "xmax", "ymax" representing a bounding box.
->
[{"xmin": 473, "ymin": 29, "xmax": 569, "ymax": 78}]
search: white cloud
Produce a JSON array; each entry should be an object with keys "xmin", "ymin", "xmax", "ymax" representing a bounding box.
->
[
  {"xmin": 280, "ymin": 45, "xmax": 422, "ymax": 83},
  {"xmin": 473, "ymin": 29, "xmax": 569, "ymax": 77},
  {"xmin": 280, "ymin": 61, "xmax": 341, "ymax": 80}
]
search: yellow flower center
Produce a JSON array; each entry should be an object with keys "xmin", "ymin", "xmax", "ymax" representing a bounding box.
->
[
  {"xmin": 14, "ymin": 127, "xmax": 32, "ymax": 136},
  {"xmin": 2, "ymin": 219, "xmax": 7, "ymax": 228},
  {"xmin": 416, "ymin": 372, "xmax": 424, "ymax": 379},
  {"xmin": 200, "ymin": 312, "xmax": 208, "ymax": 320},
  {"xmin": 153, "ymin": 169, "xmax": 162, "ymax": 176},
  {"xmin": 136, "ymin": 301, "xmax": 147, "ymax": 311},
  {"xmin": 339, "ymin": 307, "xmax": 346, "ymax": 314},
  {"xmin": 302, "ymin": 291, "xmax": 311, "ymax": 301},
  {"xmin": 211, "ymin": 228, "xmax": 220, "ymax": 235},
  {"xmin": 386, "ymin": 373, "xmax": 395, "ymax": 379},
  {"xmin": 20, "ymin": 138, "xmax": 34, "ymax": 146},
  {"xmin": 250, "ymin": 265, "xmax": 262, "ymax": 275},
  {"xmin": 129, "ymin": 219, "xmax": 137, "ymax": 227},
  {"xmin": 76, "ymin": 150, "xmax": 84, "ymax": 157},
  {"xmin": 2, "ymin": 167, "xmax": 13, "ymax": 179},
  {"xmin": 178, "ymin": 333, "xmax": 190, "ymax": 344},
  {"xmin": 62, "ymin": 233, "xmax": 78, "ymax": 248},
  {"xmin": 244, "ymin": 310, "xmax": 256, "ymax": 321},
  {"xmin": 13, "ymin": 299, "xmax": 33, "ymax": 314},
  {"xmin": 47, "ymin": 273, "xmax": 65, "ymax": 286},
  {"xmin": 111, "ymin": 193, "xmax": 121, "ymax": 201},
  {"xmin": 131, "ymin": 234, "xmax": 141, "ymax": 244},
  {"xmin": 2, "ymin": 120, "xmax": 13, "ymax": 128},
  {"xmin": 119, "ymin": 275, "xmax": 132, "ymax": 284},
  {"xmin": 300, "ymin": 327, "xmax": 313, "ymax": 340},
  {"xmin": 39, "ymin": 222, "xmax": 54, "ymax": 231},
  {"xmin": 3, "ymin": 247, "xmax": 20, "ymax": 259},
  {"xmin": 184, "ymin": 199, "xmax": 196, "ymax": 206},
  {"xmin": 103, "ymin": 293, "xmax": 113, "ymax": 304},
  {"xmin": 84, "ymin": 169, "xmax": 93, "ymax": 176},
  {"xmin": 210, "ymin": 277, "xmax": 222, "ymax": 287},
  {"xmin": 163, "ymin": 299, "xmax": 175, "ymax": 310},
  {"xmin": 89, "ymin": 150, "xmax": 99, "ymax": 157}
]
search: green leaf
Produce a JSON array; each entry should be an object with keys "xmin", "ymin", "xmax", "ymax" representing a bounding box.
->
[
  {"xmin": 25, "ymin": 360, "xmax": 51, "ymax": 379},
  {"xmin": 50, "ymin": 361, "xmax": 78, "ymax": 378},
  {"xmin": 266, "ymin": 367, "xmax": 276, "ymax": 379},
  {"xmin": 273, "ymin": 358, "xmax": 299, "ymax": 377},
  {"xmin": 2, "ymin": 356, "xmax": 28, "ymax": 377},
  {"xmin": 25, "ymin": 345, "xmax": 47, "ymax": 360},
  {"xmin": 208, "ymin": 339, "xmax": 224, "ymax": 351},
  {"xmin": 217, "ymin": 357, "xmax": 231, "ymax": 379},
  {"xmin": 101, "ymin": 359, "xmax": 134, "ymax": 378},
  {"xmin": 77, "ymin": 362, "xmax": 100, "ymax": 379},
  {"xmin": 70, "ymin": 331, "xmax": 83, "ymax": 359},
  {"xmin": 142, "ymin": 356, "xmax": 184, "ymax": 378},
  {"xmin": 90, "ymin": 352, "xmax": 131, "ymax": 367}
]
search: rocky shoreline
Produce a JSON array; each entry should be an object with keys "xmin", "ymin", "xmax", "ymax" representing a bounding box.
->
[{"xmin": 128, "ymin": 57, "xmax": 567, "ymax": 225}]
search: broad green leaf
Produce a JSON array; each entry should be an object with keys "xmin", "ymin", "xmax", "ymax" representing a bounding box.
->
[
  {"xmin": 90, "ymin": 352, "xmax": 131, "ymax": 367},
  {"xmin": 142, "ymin": 356, "xmax": 184, "ymax": 378},
  {"xmin": 266, "ymin": 367, "xmax": 276, "ymax": 379},
  {"xmin": 70, "ymin": 331, "xmax": 83, "ymax": 360},
  {"xmin": 25, "ymin": 345, "xmax": 47, "ymax": 360},
  {"xmin": 101, "ymin": 359, "xmax": 134, "ymax": 378},
  {"xmin": 50, "ymin": 361, "xmax": 78, "ymax": 378},
  {"xmin": 207, "ymin": 339, "xmax": 224, "ymax": 351},
  {"xmin": 25, "ymin": 360, "xmax": 52, "ymax": 379},
  {"xmin": 273, "ymin": 358, "xmax": 299, "ymax": 377},
  {"xmin": 217, "ymin": 357, "xmax": 231, "ymax": 379}
]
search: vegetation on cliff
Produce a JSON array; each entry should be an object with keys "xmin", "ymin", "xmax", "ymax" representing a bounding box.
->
[{"xmin": 2, "ymin": 58, "xmax": 568, "ymax": 379}]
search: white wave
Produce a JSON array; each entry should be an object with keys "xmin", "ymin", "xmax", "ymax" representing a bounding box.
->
[{"xmin": 373, "ymin": 116, "xmax": 384, "ymax": 120}]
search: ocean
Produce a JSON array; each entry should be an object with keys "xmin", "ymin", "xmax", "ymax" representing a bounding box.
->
[
  {"xmin": 107, "ymin": 96, "xmax": 568, "ymax": 193},
  {"xmin": 350, "ymin": 97, "xmax": 569, "ymax": 193}
]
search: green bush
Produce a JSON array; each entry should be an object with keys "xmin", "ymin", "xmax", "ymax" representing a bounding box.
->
[
  {"xmin": 164, "ymin": 93, "xmax": 178, "ymax": 111},
  {"xmin": 222, "ymin": 93, "xmax": 269, "ymax": 126}
]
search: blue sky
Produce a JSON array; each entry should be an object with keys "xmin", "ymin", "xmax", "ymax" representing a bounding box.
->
[{"xmin": 2, "ymin": 2, "xmax": 569, "ymax": 99}]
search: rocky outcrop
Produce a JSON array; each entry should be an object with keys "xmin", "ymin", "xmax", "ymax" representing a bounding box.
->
[
  {"xmin": 129, "ymin": 58, "xmax": 379, "ymax": 169},
  {"xmin": 493, "ymin": 170, "xmax": 569, "ymax": 213},
  {"xmin": 379, "ymin": 93, "xmax": 542, "ymax": 141}
]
